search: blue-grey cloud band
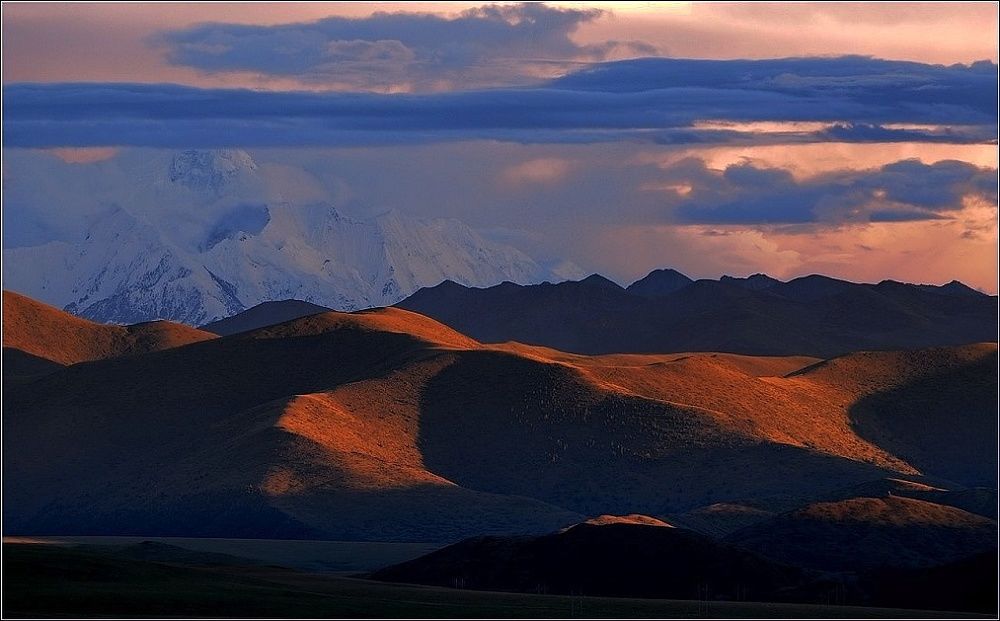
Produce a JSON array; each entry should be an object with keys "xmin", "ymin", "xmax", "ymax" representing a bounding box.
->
[{"xmin": 3, "ymin": 56, "xmax": 996, "ymax": 148}]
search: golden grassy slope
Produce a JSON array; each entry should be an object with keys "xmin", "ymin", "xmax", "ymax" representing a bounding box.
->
[{"xmin": 3, "ymin": 290, "xmax": 215, "ymax": 367}]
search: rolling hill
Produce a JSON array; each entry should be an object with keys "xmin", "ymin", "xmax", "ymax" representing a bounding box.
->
[
  {"xmin": 3, "ymin": 291, "xmax": 996, "ymax": 544},
  {"xmin": 726, "ymin": 496, "xmax": 996, "ymax": 570},
  {"xmin": 2, "ymin": 290, "xmax": 215, "ymax": 379}
]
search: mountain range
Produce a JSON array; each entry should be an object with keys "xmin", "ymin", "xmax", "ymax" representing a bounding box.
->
[
  {"xmin": 398, "ymin": 270, "xmax": 997, "ymax": 357},
  {"xmin": 2, "ymin": 149, "xmax": 571, "ymax": 325}
]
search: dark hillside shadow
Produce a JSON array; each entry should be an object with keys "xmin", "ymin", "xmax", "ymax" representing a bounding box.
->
[{"xmin": 848, "ymin": 352, "xmax": 998, "ymax": 487}]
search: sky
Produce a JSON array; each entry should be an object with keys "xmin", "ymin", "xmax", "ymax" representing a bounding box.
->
[{"xmin": 2, "ymin": 2, "xmax": 998, "ymax": 292}]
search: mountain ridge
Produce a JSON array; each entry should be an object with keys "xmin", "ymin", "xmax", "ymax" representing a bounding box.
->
[{"xmin": 397, "ymin": 269, "xmax": 996, "ymax": 357}]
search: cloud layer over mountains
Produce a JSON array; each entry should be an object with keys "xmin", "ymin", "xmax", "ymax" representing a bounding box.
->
[{"xmin": 4, "ymin": 56, "xmax": 996, "ymax": 149}]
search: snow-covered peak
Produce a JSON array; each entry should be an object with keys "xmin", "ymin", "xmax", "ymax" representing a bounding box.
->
[
  {"xmin": 3, "ymin": 148, "xmax": 565, "ymax": 325},
  {"xmin": 168, "ymin": 149, "xmax": 258, "ymax": 195},
  {"xmin": 5, "ymin": 200, "xmax": 555, "ymax": 325}
]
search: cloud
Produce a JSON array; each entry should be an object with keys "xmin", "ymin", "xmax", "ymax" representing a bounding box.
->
[
  {"xmin": 47, "ymin": 147, "xmax": 120, "ymax": 164},
  {"xmin": 550, "ymin": 56, "xmax": 997, "ymax": 123},
  {"xmin": 815, "ymin": 123, "xmax": 996, "ymax": 143},
  {"xmin": 4, "ymin": 56, "xmax": 995, "ymax": 149},
  {"xmin": 592, "ymin": 214, "xmax": 999, "ymax": 294},
  {"xmin": 665, "ymin": 158, "xmax": 997, "ymax": 224},
  {"xmin": 155, "ymin": 3, "xmax": 655, "ymax": 91},
  {"xmin": 500, "ymin": 158, "xmax": 574, "ymax": 185}
]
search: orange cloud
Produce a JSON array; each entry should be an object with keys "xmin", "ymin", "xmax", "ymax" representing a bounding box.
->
[
  {"xmin": 635, "ymin": 143, "xmax": 998, "ymax": 180},
  {"xmin": 500, "ymin": 158, "xmax": 574, "ymax": 186},
  {"xmin": 47, "ymin": 147, "xmax": 119, "ymax": 164}
]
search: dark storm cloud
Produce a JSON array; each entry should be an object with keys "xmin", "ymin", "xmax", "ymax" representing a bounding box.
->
[
  {"xmin": 3, "ymin": 56, "xmax": 996, "ymax": 148},
  {"xmin": 155, "ymin": 4, "xmax": 654, "ymax": 89},
  {"xmin": 669, "ymin": 159, "xmax": 997, "ymax": 224}
]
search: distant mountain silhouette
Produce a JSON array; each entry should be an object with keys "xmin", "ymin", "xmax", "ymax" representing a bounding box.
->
[
  {"xmin": 721, "ymin": 273, "xmax": 782, "ymax": 291},
  {"xmin": 202, "ymin": 300, "xmax": 332, "ymax": 336},
  {"xmin": 398, "ymin": 270, "xmax": 996, "ymax": 357},
  {"xmin": 915, "ymin": 280, "xmax": 986, "ymax": 297},
  {"xmin": 625, "ymin": 268, "xmax": 693, "ymax": 297}
]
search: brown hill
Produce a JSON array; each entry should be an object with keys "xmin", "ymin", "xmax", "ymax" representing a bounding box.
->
[
  {"xmin": 727, "ymin": 496, "xmax": 997, "ymax": 570},
  {"xmin": 3, "ymin": 292, "xmax": 996, "ymax": 542},
  {"xmin": 2, "ymin": 291, "xmax": 215, "ymax": 376},
  {"xmin": 575, "ymin": 514, "xmax": 673, "ymax": 528},
  {"xmin": 821, "ymin": 477, "xmax": 998, "ymax": 519}
]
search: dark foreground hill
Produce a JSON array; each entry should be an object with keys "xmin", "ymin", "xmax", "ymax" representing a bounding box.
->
[
  {"xmin": 373, "ymin": 520, "xmax": 997, "ymax": 614},
  {"xmin": 372, "ymin": 522, "xmax": 807, "ymax": 601},
  {"xmin": 397, "ymin": 271, "xmax": 997, "ymax": 357}
]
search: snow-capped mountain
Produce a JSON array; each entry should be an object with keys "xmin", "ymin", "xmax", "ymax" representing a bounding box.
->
[{"xmin": 2, "ymin": 149, "xmax": 560, "ymax": 324}]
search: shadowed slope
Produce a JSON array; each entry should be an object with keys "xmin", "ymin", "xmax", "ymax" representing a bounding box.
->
[
  {"xmin": 372, "ymin": 523, "xmax": 806, "ymax": 602},
  {"xmin": 789, "ymin": 344, "xmax": 998, "ymax": 487},
  {"xmin": 201, "ymin": 300, "xmax": 332, "ymax": 336},
  {"xmin": 2, "ymin": 349, "xmax": 65, "ymax": 380},
  {"xmin": 668, "ymin": 503, "xmax": 776, "ymax": 538},
  {"xmin": 846, "ymin": 348, "xmax": 997, "ymax": 487},
  {"xmin": 727, "ymin": 496, "xmax": 997, "ymax": 570}
]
